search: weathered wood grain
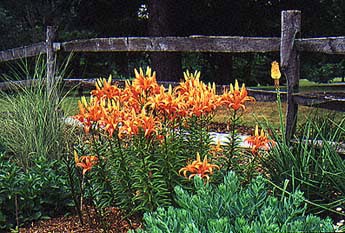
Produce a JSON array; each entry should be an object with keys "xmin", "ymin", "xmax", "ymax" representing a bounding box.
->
[
  {"xmin": 0, "ymin": 79, "xmax": 40, "ymax": 91},
  {"xmin": 293, "ymin": 92, "xmax": 345, "ymax": 111},
  {"xmin": 296, "ymin": 37, "xmax": 345, "ymax": 54},
  {"xmin": 0, "ymin": 42, "xmax": 46, "ymax": 62},
  {"xmin": 1, "ymin": 36, "xmax": 345, "ymax": 63},
  {"xmin": 281, "ymin": 10, "xmax": 301, "ymax": 142},
  {"xmin": 61, "ymin": 36, "xmax": 281, "ymax": 53}
]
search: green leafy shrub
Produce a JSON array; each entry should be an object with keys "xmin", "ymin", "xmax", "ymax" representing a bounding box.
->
[
  {"xmin": 0, "ymin": 153, "xmax": 73, "ymax": 230},
  {"xmin": 302, "ymin": 60, "xmax": 345, "ymax": 83},
  {"xmin": 134, "ymin": 171, "xmax": 335, "ymax": 232}
]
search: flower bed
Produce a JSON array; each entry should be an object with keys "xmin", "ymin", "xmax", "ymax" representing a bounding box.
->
[{"xmin": 2, "ymin": 63, "xmax": 345, "ymax": 232}]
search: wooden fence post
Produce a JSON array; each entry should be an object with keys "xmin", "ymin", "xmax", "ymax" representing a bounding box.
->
[
  {"xmin": 46, "ymin": 26, "xmax": 56, "ymax": 93},
  {"xmin": 280, "ymin": 10, "xmax": 301, "ymax": 142}
]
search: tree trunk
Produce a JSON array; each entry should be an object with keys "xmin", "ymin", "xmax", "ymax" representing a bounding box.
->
[{"xmin": 148, "ymin": 0, "xmax": 182, "ymax": 82}]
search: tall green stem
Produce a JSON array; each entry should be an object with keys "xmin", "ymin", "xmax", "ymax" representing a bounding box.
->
[
  {"xmin": 276, "ymin": 87, "xmax": 286, "ymax": 143},
  {"xmin": 227, "ymin": 110, "xmax": 238, "ymax": 171},
  {"xmin": 66, "ymin": 158, "xmax": 84, "ymax": 225}
]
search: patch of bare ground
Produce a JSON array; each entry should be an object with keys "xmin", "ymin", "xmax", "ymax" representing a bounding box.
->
[{"xmin": 19, "ymin": 206, "xmax": 142, "ymax": 233}]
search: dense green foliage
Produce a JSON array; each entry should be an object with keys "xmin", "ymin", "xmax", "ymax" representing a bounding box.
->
[
  {"xmin": 134, "ymin": 172, "xmax": 336, "ymax": 232},
  {"xmin": 74, "ymin": 118, "xmax": 214, "ymax": 216},
  {"xmin": 0, "ymin": 153, "xmax": 72, "ymax": 230}
]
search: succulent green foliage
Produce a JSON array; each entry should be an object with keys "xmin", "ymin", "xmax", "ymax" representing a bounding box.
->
[{"xmin": 134, "ymin": 172, "xmax": 335, "ymax": 232}]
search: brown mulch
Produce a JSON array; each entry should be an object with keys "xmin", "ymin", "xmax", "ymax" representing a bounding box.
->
[{"xmin": 19, "ymin": 206, "xmax": 142, "ymax": 233}]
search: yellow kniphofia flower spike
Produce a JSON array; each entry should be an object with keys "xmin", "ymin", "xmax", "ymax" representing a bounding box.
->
[{"xmin": 271, "ymin": 61, "xmax": 281, "ymax": 88}]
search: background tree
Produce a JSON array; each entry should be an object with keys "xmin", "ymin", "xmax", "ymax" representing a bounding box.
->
[{"xmin": 147, "ymin": 0, "xmax": 182, "ymax": 81}]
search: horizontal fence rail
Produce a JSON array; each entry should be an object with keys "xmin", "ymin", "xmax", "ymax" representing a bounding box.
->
[
  {"xmin": 297, "ymin": 37, "xmax": 345, "ymax": 54},
  {"xmin": 0, "ymin": 42, "xmax": 46, "ymax": 62},
  {"xmin": 1, "ymin": 36, "xmax": 345, "ymax": 63},
  {"xmin": 61, "ymin": 36, "xmax": 281, "ymax": 53},
  {"xmin": 2, "ymin": 78, "xmax": 344, "ymax": 112}
]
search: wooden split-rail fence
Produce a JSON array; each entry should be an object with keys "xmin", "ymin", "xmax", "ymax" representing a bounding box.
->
[{"xmin": 0, "ymin": 10, "xmax": 344, "ymax": 141}]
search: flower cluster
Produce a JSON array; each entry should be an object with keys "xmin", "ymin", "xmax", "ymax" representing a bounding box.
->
[
  {"xmin": 74, "ymin": 67, "xmax": 255, "ymax": 140},
  {"xmin": 73, "ymin": 67, "xmax": 258, "ymax": 182},
  {"xmin": 221, "ymin": 80, "xmax": 255, "ymax": 111}
]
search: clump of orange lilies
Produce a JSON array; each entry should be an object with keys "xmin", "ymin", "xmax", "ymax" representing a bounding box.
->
[
  {"xmin": 74, "ymin": 67, "xmax": 257, "ymax": 179},
  {"xmin": 74, "ymin": 67, "xmax": 255, "ymax": 140}
]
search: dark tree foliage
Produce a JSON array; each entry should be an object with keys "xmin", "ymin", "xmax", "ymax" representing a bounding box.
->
[{"xmin": 0, "ymin": 0, "xmax": 344, "ymax": 83}]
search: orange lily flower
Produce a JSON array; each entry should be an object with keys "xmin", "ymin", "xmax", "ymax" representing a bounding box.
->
[
  {"xmin": 138, "ymin": 111, "xmax": 161, "ymax": 138},
  {"xmin": 74, "ymin": 151, "xmax": 98, "ymax": 175},
  {"xmin": 176, "ymin": 70, "xmax": 205, "ymax": 95},
  {"xmin": 271, "ymin": 61, "xmax": 281, "ymax": 88},
  {"xmin": 179, "ymin": 153, "xmax": 220, "ymax": 180},
  {"xmin": 133, "ymin": 67, "xmax": 160, "ymax": 96},
  {"xmin": 209, "ymin": 139, "xmax": 223, "ymax": 156},
  {"xmin": 91, "ymin": 75, "xmax": 122, "ymax": 100},
  {"xmin": 245, "ymin": 125, "xmax": 276, "ymax": 154},
  {"xmin": 73, "ymin": 96, "xmax": 106, "ymax": 133},
  {"xmin": 221, "ymin": 80, "xmax": 255, "ymax": 111}
]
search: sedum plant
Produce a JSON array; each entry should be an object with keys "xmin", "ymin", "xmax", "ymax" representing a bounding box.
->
[{"xmin": 134, "ymin": 171, "xmax": 336, "ymax": 233}]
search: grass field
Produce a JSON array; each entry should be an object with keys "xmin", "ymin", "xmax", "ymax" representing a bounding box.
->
[
  {"xmin": 253, "ymin": 78, "xmax": 345, "ymax": 93},
  {"xmin": 212, "ymin": 101, "xmax": 343, "ymax": 130}
]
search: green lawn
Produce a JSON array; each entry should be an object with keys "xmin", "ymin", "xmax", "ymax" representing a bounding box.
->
[
  {"xmin": 212, "ymin": 101, "xmax": 343, "ymax": 130},
  {"xmin": 254, "ymin": 78, "xmax": 345, "ymax": 93}
]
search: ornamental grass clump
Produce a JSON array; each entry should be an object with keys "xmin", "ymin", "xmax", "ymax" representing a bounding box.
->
[
  {"xmin": 72, "ymin": 67, "xmax": 256, "ymax": 216},
  {"xmin": 0, "ymin": 57, "xmax": 74, "ymax": 170}
]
